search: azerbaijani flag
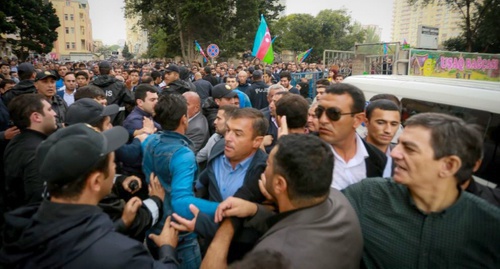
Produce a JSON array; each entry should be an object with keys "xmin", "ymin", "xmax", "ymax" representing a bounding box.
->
[
  {"xmin": 195, "ymin": 40, "xmax": 208, "ymax": 63},
  {"xmin": 252, "ymin": 15, "xmax": 274, "ymax": 64},
  {"xmin": 297, "ymin": 48, "xmax": 312, "ymax": 63}
]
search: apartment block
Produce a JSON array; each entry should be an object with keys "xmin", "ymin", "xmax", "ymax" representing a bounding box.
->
[
  {"xmin": 126, "ymin": 16, "xmax": 148, "ymax": 58},
  {"xmin": 391, "ymin": 0, "xmax": 463, "ymax": 47},
  {"xmin": 49, "ymin": 0, "xmax": 94, "ymax": 61}
]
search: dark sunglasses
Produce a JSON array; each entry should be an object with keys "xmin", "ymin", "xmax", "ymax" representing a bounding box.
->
[{"xmin": 315, "ymin": 105, "xmax": 361, "ymax": 121}]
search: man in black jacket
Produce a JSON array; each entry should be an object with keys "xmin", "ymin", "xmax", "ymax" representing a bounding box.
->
[
  {"xmin": 1, "ymin": 63, "xmax": 37, "ymax": 107},
  {"xmin": 91, "ymin": 61, "xmax": 135, "ymax": 126},
  {"xmin": 4, "ymin": 94, "xmax": 57, "ymax": 211},
  {"xmin": 34, "ymin": 71, "xmax": 67, "ymax": 129},
  {"xmin": 246, "ymin": 70, "xmax": 269, "ymax": 109},
  {"xmin": 0, "ymin": 124, "xmax": 179, "ymax": 268},
  {"xmin": 202, "ymin": 66, "xmax": 219, "ymax": 86},
  {"xmin": 317, "ymin": 83, "xmax": 387, "ymax": 189},
  {"xmin": 161, "ymin": 65, "xmax": 191, "ymax": 95}
]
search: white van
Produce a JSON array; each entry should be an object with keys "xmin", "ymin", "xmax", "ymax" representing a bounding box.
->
[{"xmin": 344, "ymin": 75, "xmax": 500, "ymax": 186}]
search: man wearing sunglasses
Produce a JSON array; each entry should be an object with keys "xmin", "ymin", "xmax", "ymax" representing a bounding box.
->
[{"xmin": 317, "ymin": 83, "xmax": 386, "ymax": 190}]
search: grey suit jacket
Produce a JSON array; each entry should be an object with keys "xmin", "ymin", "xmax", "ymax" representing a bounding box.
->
[
  {"xmin": 248, "ymin": 188, "xmax": 363, "ymax": 269},
  {"xmin": 186, "ymin": 112, "xmax": 210, "ymax": 153}
]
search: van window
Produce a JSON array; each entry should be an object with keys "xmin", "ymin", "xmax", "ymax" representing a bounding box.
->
[{"xmin": 401, "ymin": 98, "xmax": 500, "ymax": 185}]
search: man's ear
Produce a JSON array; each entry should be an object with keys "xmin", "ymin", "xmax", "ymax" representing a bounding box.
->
[
  {"xmin": 274, "ymin": 175, "xmax": 288, "ymax": 196},
  {"xmin": 353, "ymin": 112, "xmax": 365, "ymax": 129},
  {"xmin": 252, "ymin": 135, "xmax": 264, "ymax": 149},
  {"xmin": 439, "ymin": 155, "xmax": 462, "ymax": 178},
  {"xmin": 137, "ymin": 99, "xmax": 144, "ymax": 107},
  {"xmin": 86, "ymin": 171, "xmax": 103, "ymax": 193}
]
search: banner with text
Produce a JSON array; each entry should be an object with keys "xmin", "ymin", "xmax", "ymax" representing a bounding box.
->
[{"xmin": 408, "ymin": 49, "xmax": 500, "ymax": 82}]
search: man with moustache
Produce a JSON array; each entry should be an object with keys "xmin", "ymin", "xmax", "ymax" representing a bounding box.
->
[{"xmin": 34, "ymin": 71, "xmax": 68, "ymax": 128}]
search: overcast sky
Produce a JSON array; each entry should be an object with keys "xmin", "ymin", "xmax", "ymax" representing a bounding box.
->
[{"xmin": 88, "ymin": 0, "xmax": 394, "ymax": 45}]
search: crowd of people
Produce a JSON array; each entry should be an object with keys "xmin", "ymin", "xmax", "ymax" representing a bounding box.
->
[{"xmin": 0, "ymin": 57, "xmax": 498, "ymax": 268}]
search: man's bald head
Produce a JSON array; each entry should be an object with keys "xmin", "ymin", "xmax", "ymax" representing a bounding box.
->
[
  {"xmin": 194, "ymin": 72, "xmax": 202, "ymax": 80},
  {"xmin": 182, "ymin": 91, "xmax": 201, "ymax": 118}
]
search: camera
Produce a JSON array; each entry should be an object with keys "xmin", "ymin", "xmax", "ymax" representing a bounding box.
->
[{"xmin": 128, "ymin": 180, "xmax": 139, "ymax": 192}]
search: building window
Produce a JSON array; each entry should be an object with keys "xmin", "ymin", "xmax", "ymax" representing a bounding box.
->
[
  {"xmin": 80, "ymin": 13, "xmax": 83, "ymax": 19},
  {"xmin": 70, "ymin": 14, "xmax": 74, "ymax": 21},
  {"xmin": 81, "ymin": 40, "xmax": 85, "ymax": 49},
  {"xmin": 70, "ymin": 27, "xmax": 74, "ymax": 34},
  {"xmin": 66, "ymin": 1, "xmax": 71, "ymax": 6},
  {"xmin": 65, "ymin": 27, "xmax": 69, "ymax": 34},
  {"xmin": 64, "ymin": 14, "xmax": 68, "ymax": 20},
  {"xmin": 71, "ymin": 42, "xmax": 76, "ymax": 49},
  {"xmin": 66, "ymin": 42, "xmax": 70, "ymax": 49}
]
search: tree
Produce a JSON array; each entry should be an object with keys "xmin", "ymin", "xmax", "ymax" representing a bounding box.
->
[
  {"xmin": 122, "ymin": 43, "xmax": 134, "ymax": 60},
  {"xmin": 125, "ymin": 0, "xmax": 284, "ymax": 63},
  {"xmin": 408, "ymin": 0, "xmax": 498, "ymax": 52},
  {"xmin": 272, "ymin": 9, "xmax": 366, "ymax": 62},
  {"xmin": 0, "ymin": 0, "xmax": 60, "ymax": 60}
]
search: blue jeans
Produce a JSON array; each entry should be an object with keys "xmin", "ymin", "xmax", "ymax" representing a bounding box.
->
[{"xmin": 176, "ymin": 235, "xmax": 201, "ymax": 269}]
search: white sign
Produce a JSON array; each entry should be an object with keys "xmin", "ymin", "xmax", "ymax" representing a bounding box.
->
[{"xmin": 417, "ymin": 25, "xmax": 439, "ymax": 50}]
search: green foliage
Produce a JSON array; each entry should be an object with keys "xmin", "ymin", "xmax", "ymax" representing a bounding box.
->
[
  {"xmin": 0, "ymin": 0, "xmax": 60, "ymax": 60},
  {"xmin": 442, "ymin": 36, "xmax": 467, "ymax": 51},
  {"xmin": 122, "ymin": 43, "xmax": 134, "ymax": 60},
  {"xmin": 125, "ymin": 0, "xmax": 284, "ymax": 62},
  {"xmin": 273, "ymin": 10, "xmax": 366, "ymax": 62}
]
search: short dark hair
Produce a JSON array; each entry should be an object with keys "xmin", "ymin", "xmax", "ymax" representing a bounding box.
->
[
  {"xmin": 8, "ymin": 94, "xmax": 46, "ymax": 130},
  {"xmin": 404, "ymin": 112, "xmax": 483, "ymax": 184},
  {"xmin": 135, "ymin": 84, "xmax": 158, "ymax": 103},
  {"xmin": 99, "ymin": 65, "xmax": 111, "ymax": 75},
  {"xmin": 229, "ymin": 108, "xmax": 268, "ymax": 138},
  {"xmin": 366, "ymin": 99, "xmax": 401, "ymax": 120},
  {"xmin": 75, "ymin": 71, "xmax": 89, "ymax": 80},
  {"xmin": 325, "ymin": 83, "xmax": 365, "ymax": 113},
  {"xmin": 154, "ymin": 94, "xmax": 187, "ymax": 131},
  {"xmin": 74, "ymin": 85, "xmax": 105, "ymax": 101},
  {"xmin": 276, "ymin": 94, "xmax": 309, "ymax": 129},
  {"xmin": 279, "ymin": 71, "xmax": 291, "ymax": 81},
  {"xmin": 48, "ymin": 154, "xmax": 111, "ymax": 199},
  {"xmin": 141, "ymin": 76, "xmax": 154, "ymax": 84},
  {"xmin": 264, "ymin": 69, "xmax": 272, "ymax": 78},
  {"xmin": 0, "ymin": 79, "xmax": 16, "ymax": 89},
  {"xmin": 151, "ymin": 71, "xmax": 162, "ymax": 80},
  {"xmin": 218, "ymin": 105, "xmax": 238, "ymax": 118},
  {"xmin": 64, "ymin": 72, "xmax": 75, "ymax": 79},
  {"xmin": 128, "ymin": 69, "xmax": 139, "ymax": 75},
  {"xmin": 316, "ymin": 79, "xmax": 330, "ymax": 87},
  {"xmin": 369, "ymin": 93, "xmax": 401, "ymax": 111},
  {"xmin": 274, "ymin": 134, "xmax": 333, "ymax": 201}
]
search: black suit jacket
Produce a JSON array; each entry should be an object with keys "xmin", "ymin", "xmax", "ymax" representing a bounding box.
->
[
  {"xmin": 260, "ymin": 107, "xmax": 278, "ymax": 153},
  {"xmin": 362, "ymin": 138, "xmax": 387, "ymax": 178}
]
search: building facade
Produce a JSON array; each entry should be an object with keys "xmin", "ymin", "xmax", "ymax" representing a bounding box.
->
[
  {"xmin": 391, "ymin": 0, "xmax": 463, "ymax": 48},
  {"xmin": 125, "ymin": 16, "xmax": 148, "ymax": 58},
  {"xmin": 49, "ymin": 0, "xmax": 94, "ymax": 61}
]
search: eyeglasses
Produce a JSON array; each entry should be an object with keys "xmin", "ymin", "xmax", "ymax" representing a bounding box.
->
[{"xmin": 315, "ymin": 105, "xmax": 361, "ymax": 121}]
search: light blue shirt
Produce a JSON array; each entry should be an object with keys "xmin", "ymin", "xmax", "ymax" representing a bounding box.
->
[{"xmin": 213, "ymin": 153, "xmax": 255, "ymax": 200}]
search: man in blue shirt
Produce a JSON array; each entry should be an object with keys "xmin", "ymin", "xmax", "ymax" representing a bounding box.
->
[
  {"xmin": 142, "ymin": 94, "xmax": 218, "ymax": 269},
  {"xmin": 171, "ymin": 108, "xmax": 269, "ymax": 261}
]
